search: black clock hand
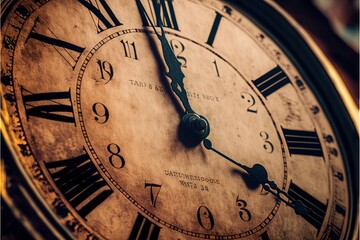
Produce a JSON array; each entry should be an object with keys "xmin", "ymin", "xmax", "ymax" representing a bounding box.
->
[
  {"xmin": 137, "ymin": 1, "xmax": 194, "ymax": 114},
  {"xmin": 203, "ymin": 139, "xmax": 312, "ymax": 217}
]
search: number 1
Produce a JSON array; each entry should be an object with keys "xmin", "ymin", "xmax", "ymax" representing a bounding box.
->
[{"xmin": 213, "ymin": 60, "xmax": 220, "ymax": 77}]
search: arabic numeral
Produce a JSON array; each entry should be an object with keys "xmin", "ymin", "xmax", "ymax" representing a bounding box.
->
[
  {"xmin": 96, "ymin": 60, "xmax": 113, "ymax": 84},
  {"xmin": 197, "ymin": 205, "xmax": 214, "ymax": 230},
  {"xmin": 107, "ymin": 143, "xmax": 125, "ymax": 169},
  {"xmin": 236, "ymin": 196, "xmax": 251, "ymax": 222},
  {"xmin": 170, "ymin": 39, "xmax": 187, "ymax": 67},
  {"xmin": 93, "ymin": 102, "xmax": 109, "ymax": 124},
  {"xmin": 240, "ymin": 92, "xmax": 257, "ymax": 113},
  {"xmin": 260, "ymin": 131, "xmax": 274, "ymax": 153}
]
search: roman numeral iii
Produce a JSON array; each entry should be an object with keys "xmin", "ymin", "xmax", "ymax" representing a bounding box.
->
[{"xmin": 282, "ymin": 128, "xmax": 323, "ymax": 157}]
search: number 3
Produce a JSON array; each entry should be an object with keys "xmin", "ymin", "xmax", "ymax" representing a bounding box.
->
[{"xmin": 236, "ymin": 196, "xmax": 251, "ymax": 222}]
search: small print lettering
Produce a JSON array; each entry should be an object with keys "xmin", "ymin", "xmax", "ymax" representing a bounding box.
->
[
  {"xmin": 179, "ymin": 180, "xmax": 209, "ymax": 191},
  {"xmin": 165, "ymin": 170, "xmax": 220, "ymax": 191},
  {"xmin": 129, "ymin": 80, "xmax": 220, "ymax": 102},
  {"xmin": 164, "ymin": 170, "xmax": 220, "ymax": 184}
]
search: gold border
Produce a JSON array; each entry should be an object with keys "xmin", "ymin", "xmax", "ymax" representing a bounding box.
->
[
  {"xmin": 265, "ymin": 0, "xmax": 359, "ymax": 134},
  {"xmin": 265, "ymin": 1, "xmax": 359, "ymax": 239},
  {"xmin": 1, "ymin": 92, "xmax": 75, "ymax": 239}
]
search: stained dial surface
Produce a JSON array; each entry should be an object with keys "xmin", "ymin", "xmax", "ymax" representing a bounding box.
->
[{"xmin": 1, "ymin": 0, "xmax": 351, "ymax": 239}]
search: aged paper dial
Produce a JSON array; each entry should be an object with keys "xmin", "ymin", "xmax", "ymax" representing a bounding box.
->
[{"xmin": 1, "ymin": 0, "xmax": 355, "ymax": 239}]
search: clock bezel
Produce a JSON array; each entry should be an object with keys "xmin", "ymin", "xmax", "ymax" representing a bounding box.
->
[{"xmin": 228, "ymin": 1, "xmax": 359, "ymax": 239}]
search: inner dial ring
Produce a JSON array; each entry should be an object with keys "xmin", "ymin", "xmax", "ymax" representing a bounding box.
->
[{"xmin": 76, "ymin": 29, "xmax": 287, "ymax": 238}]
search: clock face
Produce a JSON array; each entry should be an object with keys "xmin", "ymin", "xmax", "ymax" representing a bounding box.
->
[{"xmin": 1, "ymin": 0, "xmax": 357, "ymax": 239}]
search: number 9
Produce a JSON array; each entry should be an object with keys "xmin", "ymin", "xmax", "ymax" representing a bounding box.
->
[{"xmin": 92, "ymin": 102, "xmax": 109, "ymax": 124}]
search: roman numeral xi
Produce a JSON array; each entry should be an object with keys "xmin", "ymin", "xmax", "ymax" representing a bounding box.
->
[{"xmin": 136, "ymin": 0, "xmax": 179, "ymax": 30}]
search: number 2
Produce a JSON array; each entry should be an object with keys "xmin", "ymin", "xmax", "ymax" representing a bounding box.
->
[
  {"xmin": 170, "ymin": 39, "xmax": 187, "ymax": 67},
  {"xmin": 240, "ymin": 92, "xmax": 257, "ymax": 113}
]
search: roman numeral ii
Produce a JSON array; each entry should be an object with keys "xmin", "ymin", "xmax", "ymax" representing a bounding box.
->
[{"xmin": 252, "ymin": 66, "xmax": 291, "ymax": 99}]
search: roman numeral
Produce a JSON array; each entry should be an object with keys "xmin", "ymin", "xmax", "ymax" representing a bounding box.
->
[
  {"xmin": 21, "ymin": 87, "xmax": 75, "ymax": 124},
  {"xmin": 136, "ymin": 0, "xmax": 179, "ymax": 30},
  {"xmin": 46, "ymin": 151, "xmax": 113, "ymax": 219},
  {"xmin": 282, "ymin": 128, "xmax": 323, "ymax": 157},
  {"xmin": 27, "ymin": 18, "xmax": 85, "ymax": 69},
  {"xmin": 206, "ymin": 12, "xmax": 223, "ymax": 47},
  {"xmin": 252, "ymin": 66, "xmax": 291, "ymax": 99},
  {"xmin": 335, "ymin": 203, "xmax": 346, "ymax": 216},
  {"xmin": 328, "ymin": 203, "xmax": 346, "ymax": 239},
  {"xmin": 128, "ymin": 213, "xmax": 161, "ymax": 240},
  {"xmin": 78, "ymin": 0, "xmax": 122, "ymax": 33},
  {"xmin": 259, "ymin": 231, "xmax": 270, "ymax": 240},
  {"xmin": 288, "ymin": 181, "xmax": 327, "ymax": 231},
  {"xmin": 329, "ymin": 225, "xmax": 341, "ymax": 240}
]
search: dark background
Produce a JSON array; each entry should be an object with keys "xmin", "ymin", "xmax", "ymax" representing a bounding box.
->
[{"xmin": 275, "ymin": 0, "xmax": 359, "ymax": 105}]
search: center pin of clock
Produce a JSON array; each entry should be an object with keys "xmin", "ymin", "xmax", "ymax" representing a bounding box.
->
[{"xmin": 179, "ymin": 113, "xmax": 210, "ymax": 147}]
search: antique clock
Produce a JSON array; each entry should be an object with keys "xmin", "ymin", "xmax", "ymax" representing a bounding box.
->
[{"xmin": 1, "ymin": 0, "xmax": 358, "ymax": 239}]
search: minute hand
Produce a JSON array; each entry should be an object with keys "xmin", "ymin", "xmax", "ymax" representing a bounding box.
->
[
  {"xmin": 137, "ymin": 1, "xmax": 194, "ymax": 114},
  {"xmin": 203, "ymin": 139, "xmax": 312, "ymax": 217},
  {"xmin": 156, "ymin": 27, "xmax": 194, "ymax": 114}
]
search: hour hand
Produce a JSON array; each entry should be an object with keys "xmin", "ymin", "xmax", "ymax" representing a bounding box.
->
[{"xmin": 203, "ymin": 139, "xmax": 312, "ymax": 217}]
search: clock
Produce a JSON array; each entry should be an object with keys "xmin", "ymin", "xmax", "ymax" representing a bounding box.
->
[{"xmin": 1, "ymin": 0, "xmax": 358, "ymax": 239}]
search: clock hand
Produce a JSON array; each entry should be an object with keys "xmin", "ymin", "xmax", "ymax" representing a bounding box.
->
[
  {"xmin": 137, "ymin": 1, "xmax": 210, "ymax": 146},
  {"xmin": 137, "ymin": 1, "xmax": 194, "ymax": 114},
  {"xmin": 203, "ymin": 139, "xmax": 312, "ymax": 217}
]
